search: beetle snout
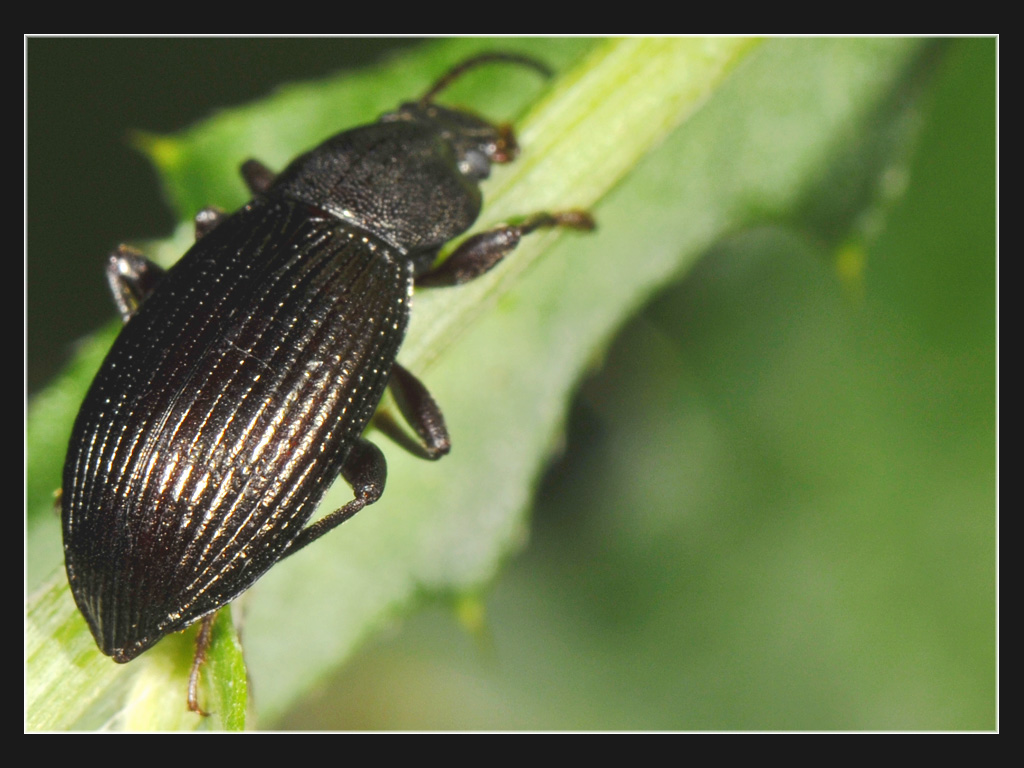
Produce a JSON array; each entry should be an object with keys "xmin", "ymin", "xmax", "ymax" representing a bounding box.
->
[{"xmin": 489, "ymin": 123, "xmax": 518, "ymax": 164}]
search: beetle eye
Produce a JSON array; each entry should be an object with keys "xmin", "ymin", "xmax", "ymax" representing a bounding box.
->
[{"xmin": 459, "ymin": 149, "xmax": 491, "ymax": 180}]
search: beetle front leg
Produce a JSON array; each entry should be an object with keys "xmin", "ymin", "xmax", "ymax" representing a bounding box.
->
[
  {"xmin": 416, "ymin": 210, "xmax": 595, "ymax": 288},
  {"xmin": 287, "ymin": 438, "xmax": 387, "ymax": 555}
]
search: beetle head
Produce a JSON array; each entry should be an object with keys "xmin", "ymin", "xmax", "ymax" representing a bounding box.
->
[
  {"xmin": 381, "ymin": 52, "xmax": 551, "ymax": 180},
  {"xmin": 385, "ymin": 101, "xmax": 518, "ymax": 181}
]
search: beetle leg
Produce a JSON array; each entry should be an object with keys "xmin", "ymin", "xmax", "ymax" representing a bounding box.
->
[
  {"xmin": 287, "ymin": 438, "xmax": 387, "ymax": 554},
  {"xmin": 376, "ymin": 363, "xmax": 452, "ymax": 460},
  {"xmin": 106, "ymin": 245, "xmax": 167, "ymax": 322},
  {"xmin": 240, "ymin": 158, "xmax": 277, "ymax": 195},
  {"xmin": 194, "ymin": 206, "xmax": 226, "ymax": 239},
  {"xmin": 186, "ymin": 614, "xmax": 216, "ymax": 716},
  {"xmin": 416, "ymin": 210, "xmax": 595, "ymax": 287}
]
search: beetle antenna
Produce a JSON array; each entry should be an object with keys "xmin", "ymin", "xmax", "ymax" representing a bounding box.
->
[{"xmin": 420, "ymin": 52, "xmax": 552, "ymax": 106}]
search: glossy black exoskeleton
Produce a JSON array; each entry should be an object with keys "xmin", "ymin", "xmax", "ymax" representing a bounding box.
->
[{"xmin": 61, "ymin": 53, "xmax": 594, "ymax": 686}]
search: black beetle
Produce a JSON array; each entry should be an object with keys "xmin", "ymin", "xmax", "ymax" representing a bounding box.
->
[{"xmin": 61, "ymin": 52, "xmax": 594, "ymax": 700}]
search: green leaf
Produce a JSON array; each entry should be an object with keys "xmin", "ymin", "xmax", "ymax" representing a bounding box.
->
[{"xmin": 28, "ymin": 37, "xmax": 953, "ymax": 729}]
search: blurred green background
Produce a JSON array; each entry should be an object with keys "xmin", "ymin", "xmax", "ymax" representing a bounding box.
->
[{"xmin": 28, "ymin": 38, "xmax": 995, "ymax": 730}]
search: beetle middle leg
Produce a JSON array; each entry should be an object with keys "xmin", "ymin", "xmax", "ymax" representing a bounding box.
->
[
  {"xmin": 375, "ymin": 363, "xmax": 452, "ymax": 461},
  {"xmin": 106, "ymin": 246, "xmax": 167, "ymax": 322},
  {"xmin": 104, "ymin": 198, "xmax": 243, "ymax": 322},
  {"xmin": 416, "ymin": 210, "xmax": 595, "ymax": 287}
]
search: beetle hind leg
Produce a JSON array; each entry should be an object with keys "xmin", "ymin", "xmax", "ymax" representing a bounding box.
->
[
  {"xmin": 287, "ymin": 438, "xmax": 387, "ymax": 554},
  {"xmin": 186, "ymin": 614, "xmax": 216, "ymax": 716}
]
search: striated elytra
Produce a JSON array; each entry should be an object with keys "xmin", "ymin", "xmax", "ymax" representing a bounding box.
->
[{"xmin": 61, "ymin": 53, "xmax": 594, "ymax": 682}]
